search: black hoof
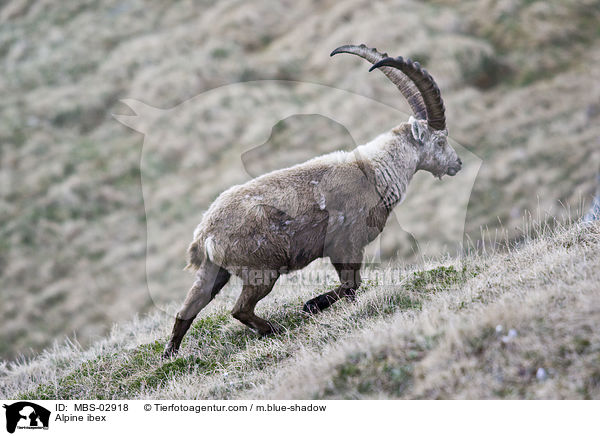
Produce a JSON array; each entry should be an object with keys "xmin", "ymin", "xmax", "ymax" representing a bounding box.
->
[
  {"xmin": 269, "ymin": 322, "xmax": 283, "ymax": 335},
  {"xmin": 344, "ymin": 289, "xmax": 357, "ymax": 302},
  {"xmin": 302, "ymin": 294, "xmax": 334, "ymax": 314},
  {"xmin": 302, "ymin": 299, "xmax": 321, "ymax": 314},
  {"xmin": 258, "ymin": 322, "xmax": 282, "ymax": 336},
  {"xmin": 162, "ymin": 344, "xmax": 179, "ymax": 359}
]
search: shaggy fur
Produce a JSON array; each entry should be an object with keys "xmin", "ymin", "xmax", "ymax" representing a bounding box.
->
[
  {"xmin": 188, "ymin": 126, "xmax": 411, "ymax": 273},
  {"xmin": 187, "ymin": 120, "xmax": 459, "ymax": 273}
]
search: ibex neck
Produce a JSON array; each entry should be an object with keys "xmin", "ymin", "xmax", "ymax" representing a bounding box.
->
[{"xmin": 353, "ymin": 127, "xmax": 419, "ymax": 210}]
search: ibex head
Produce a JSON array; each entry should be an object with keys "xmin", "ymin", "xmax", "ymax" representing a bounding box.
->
[
  {"xmin": 331, "ymin": 44, "xmax": 462, "ymax": 178},
  {"xmin": 408, "ymin": 116, "xmax": 461, "ymax": 178}
]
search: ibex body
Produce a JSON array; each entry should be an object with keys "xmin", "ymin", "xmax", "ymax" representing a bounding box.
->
[{"xmin": 164, "ymin": 45, "xmax": 462, "ymax": 357}]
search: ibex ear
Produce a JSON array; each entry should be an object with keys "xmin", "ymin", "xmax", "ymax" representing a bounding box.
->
[{"xmin": 409, "ymin": 116, "xmax": 427, "ymax": 144}]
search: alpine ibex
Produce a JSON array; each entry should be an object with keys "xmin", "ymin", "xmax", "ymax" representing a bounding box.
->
[{"xmin": 164, "ymin": 44, "xmax": 462, "ymax": 357}]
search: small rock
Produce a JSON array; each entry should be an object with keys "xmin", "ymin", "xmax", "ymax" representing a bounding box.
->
[
  {"xmin": 495, "ymin": 324, "xmax": 504, "ymax": 334},
  {"xmin": 536, "ymin": 367, "xmax": 548, "ymax": 381},
  {"xmin": 501, "ymin": 328, "xmax": 518, "ymax": 343}
]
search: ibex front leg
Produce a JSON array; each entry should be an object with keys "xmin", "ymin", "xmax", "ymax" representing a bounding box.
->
[{"xmin": 303, "ymin": 262, "xmax": 362, "ymax": 313}]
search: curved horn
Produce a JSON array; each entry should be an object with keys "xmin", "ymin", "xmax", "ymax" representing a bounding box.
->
[
  {"xmin": 331, "ymin": 44, "xmax": 427, "ymax": 121},
  {"xmin": 370, "ymin": 56, "xmax": 446, "ymax": 131}
]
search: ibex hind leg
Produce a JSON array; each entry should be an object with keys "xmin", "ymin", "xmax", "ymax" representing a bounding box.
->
[
  {"xmin": 163, "ymin": 260, "xmax": 231, "ymax": 358},
  {"xmin": 232, "ymin": 275, "xmax": 281, "ymax": 335},
  {"xmin": 303, "ymin": 262, "xmax": 362, "ymax": 313}
]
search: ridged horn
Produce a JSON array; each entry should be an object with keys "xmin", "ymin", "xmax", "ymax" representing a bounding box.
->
[
  {"xmin": 330, "ymin": 44, "xmax": 427, "ymax": 121},
  {"xmin": 370, "ymin": 55, "xmax": 446, "ymax": 131}
]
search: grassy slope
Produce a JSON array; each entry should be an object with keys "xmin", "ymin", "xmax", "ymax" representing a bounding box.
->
[
  {"xmin": 1, "ymin": 221, "xmax": 598, "ymax": 400},
  {"xmin": 2, "ymin": 0, "xmax": 600, "ymax": 360}
]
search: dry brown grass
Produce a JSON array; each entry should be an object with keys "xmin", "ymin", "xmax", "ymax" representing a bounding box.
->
[
  {"xmin": 248, "ymin": 222, "xmax": 600, "ymax": 399},
  {"xmin": 1, "ymin": 0, "xmax": 600, "ymax": 363},
  {"xmin": 0, "ymin": 221, "xmax": 598, "ymax": 399}
]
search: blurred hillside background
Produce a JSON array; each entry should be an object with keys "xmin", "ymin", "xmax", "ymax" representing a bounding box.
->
[{"xmin": 1, "ymin": 0, "xmax": 600, "ymax": 361}]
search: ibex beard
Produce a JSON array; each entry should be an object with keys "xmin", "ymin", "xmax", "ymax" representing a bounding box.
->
[{"xmin": 163, "ymin": 44, "xmax": 462, "ymax": 358}]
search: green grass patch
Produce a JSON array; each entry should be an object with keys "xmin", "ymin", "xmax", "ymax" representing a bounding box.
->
[
  {"xmin": 405, "ymin": 265, "xmax": 479, "ymax": 294},
  {"xmin": 323, "ymin": 341, "xmax": 430, "ymax": 398}
]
